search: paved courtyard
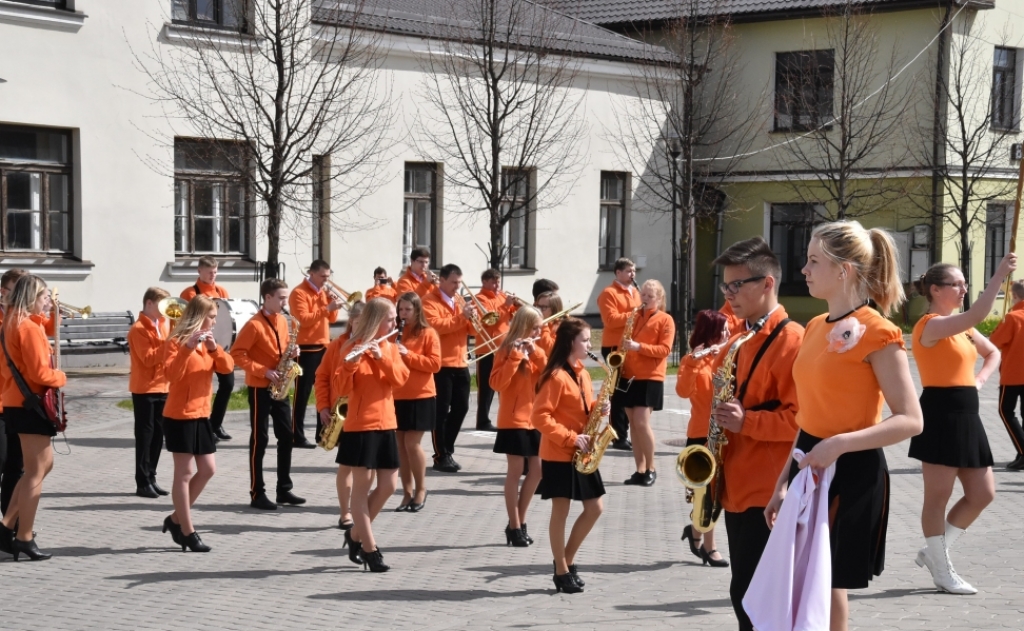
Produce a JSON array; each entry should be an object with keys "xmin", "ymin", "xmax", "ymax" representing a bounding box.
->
[{"xmin": 1, "ymin": 358, "xmax": 1023, "ymax": 631}]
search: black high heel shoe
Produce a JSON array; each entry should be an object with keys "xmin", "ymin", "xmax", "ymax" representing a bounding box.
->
[
  {"xmin": 698, "ymin": 547, "xmax": 729, "ymax": 568},
  {"xmin": 180, "ymin": 531, "xmax": 211, "ymax": 552},
  {"xmin": 505, "ymin": 525, "xmax": 529, "ymax": 547},
  {"xmin": 407, "ymin": 490, "xmax": 428, "ymax": 513},
  {"xmin": 521, "ymin": 522, "xmax": 534, "ymax": 545},
  {"xmin": 362, "ymin": 547, "xmax": 390, "ymax": 572},
  {"xmin": 338, "ymin": 518, "xmax": 354, "ymax": 531},
  {"xmin": 568, "ymin": 564, "xmax": 585, "ymax": 587},
  {"xmin": 11, "ymin": 537, "xmax": 51, "ymax": 561},
  {"xmin": 343, "ymin": 529, "xmax": 363, "ymax": 565},
  {"xmin": 0, "ymin": 521, "xmax": 14, "ymax": 554},
  {"xmin": 681, "ymin": 525, "xmax": 702, "ymax": 560},
  {"xmin": 552, "ymin": 569, "xmax": 583, "ymax": 594},
  {"xmin": 163, "ymin": 516, "xmax": 184, "ymax": 547}
]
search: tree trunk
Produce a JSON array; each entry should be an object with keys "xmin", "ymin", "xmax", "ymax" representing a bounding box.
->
[{"xmin": 960, "ymin": 202, "xmax": 971, "ymax": 308}]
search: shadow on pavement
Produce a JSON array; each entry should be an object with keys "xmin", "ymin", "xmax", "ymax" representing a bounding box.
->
[
  {"xmin": 66, "ymin": 438, "xmax": 135, "ymax": 449},
  {"xmin": 849, "ymin": 587, "xmax": 936, "ymax": 600},
  {"xmin": 615, "ymin": 597, "xmax": 732, "ymax": 616},
  {"xmin": 464, "ymin": 561, "xmax": 677, "ymax": 581},
  {"xmin": 107, "ymin": 566, "xmax": 339, "ymax": 588},
  {"xmin": 293, "ymin": 542, "xmax": 503, "ymax": 557},
  {"xmin": 308, "ymin": 588, "xmax": 551, "ymax": 601}
]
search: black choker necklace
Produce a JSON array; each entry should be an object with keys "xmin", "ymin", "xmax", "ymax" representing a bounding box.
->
[{"xmin": 826, "ymin": 302, "xmax": 868, "ymax": 323}]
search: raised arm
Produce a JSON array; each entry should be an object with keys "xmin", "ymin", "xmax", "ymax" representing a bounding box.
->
[{"xmin": 921, "ymin": 253, "xmax": 1016, "ymax": 345}]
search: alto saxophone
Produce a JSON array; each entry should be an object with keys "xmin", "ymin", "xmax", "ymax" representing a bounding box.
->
[
  {"xmin": 574, "ymin": 352, "xmax": 620, "ymax": 474},
  {"xmin": 606, "ymin": 304, "xmax": 641, "ymax": 370},
  {"xmin": 675, "ymin": 311, "xmax": 771, "ymax": 533},
  {"xmin": 269, "ymin": 315, "xmax": 302, "ymax": 401},
  {"xmin": 319, "ymin": 396, "xmax": 348, "ymax": 451}
]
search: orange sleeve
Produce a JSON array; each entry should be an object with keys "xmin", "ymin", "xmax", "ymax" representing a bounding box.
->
[
  {"xmin": 164, "ymin": 339, "xmax": 194, "ymax": 383},
  {"xmin": 43, "ymin": 315, "xmax": 55, "ymax": 338},
  {"xmin": 180, "ymin": 287, "xmax": 197, "ymax": 301},
  {"xmin": 19, "ymin": 325, "xmax": 66, "ymax": 388},
  {"xmin": 230, "ymin": 321, "xmax": 268, "ymax": 378},
  {"xmin": 402, "ymin": 330, "xmax": 441, "ymax": 374},
  {"xmin": 289, "ymin": 288, "xmax": 333, "ymax": 330},
  {"xmin": 128, "ymin": 326, "xmax": 163, "ymax": 369},
  {"xmin": 211, "ymin": 346, "xmax": 233, "ymax": 374},
  {"xmin": 741, "ymin": 334, "xmax": 801, "ymax": 443},
  {"xmin": 530, "ymin": 376, "xmax": 578, "ymax": 450},
  {"xmin": 490, "ymin": 349, "xmax": 525, "ymax": 393},
  {"xmin": 990, "ymin": 318, "xmax": 1016, "ymax": 351},
  {"xmin": 373, "ymin": 343, "xmax": 410, "ymax": 389},
  {"xmin": 529, "ymin": 347, "xmax": 547, "ymax": 375},
  {"xmin": 637, "ymin": 315, "xmax": 674, "ymax": 359},
  {"xmin": 597, "ymin": 289, "xmax": 632, "ymax": 329},
  {"xmin": 423, "ymin": 299, "xmax": 472, "ymax": 335},
  {"xmin": 332, "ymin": 355, "xmax": 360, "ymax": 398},
  {"xmin": 315, "ymin": 341, "xmax": 340, "ymax": 411},
  {"xmin": 675, "ymin": 355, "xmax": 703, "ymax": 398}
]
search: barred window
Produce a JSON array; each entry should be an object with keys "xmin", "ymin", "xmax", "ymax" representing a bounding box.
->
[
  {"xmin": 986, "ymin": 204, "xmax": 1011, "ymax": 284},
  {"xmin": 770, "ymin": 203, "xmax": 827, "ymax": 296},
  {"xmin": 173, "ymin": 138, "xmax": 248, "ymax": 256},
  {"xmin": 0, "ymin": 125, "xmax": 73, "ymax": 254},
  {"xmin": 775, "ymin": 50, "xmax": 834, "ymax": 132},
  {"xmin": 403, "ymin": 163, "xmax": 439, "ymax": 266},
  {"xmin": 501, "ymin": 168, "xmax": 531, "ymax": 269},
  {"xmin": 992, "ymin": 47, "xmax": 1020, "ymax": 131}
]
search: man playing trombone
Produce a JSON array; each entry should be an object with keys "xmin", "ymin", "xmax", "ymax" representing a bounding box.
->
[
  {"xmin": 474, "ymin": 269, "xmax": 519, "ymax": 432},
  {"xmin": 396, "ymin": 247, "xmax": 439, "ymax": 299}
]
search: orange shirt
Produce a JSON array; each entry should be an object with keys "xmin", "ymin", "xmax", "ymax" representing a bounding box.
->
[
  {"xmin": 597, "ymin": 282, "xmax": 641, "ymax": 348},
  {"xmin": 393, "ymin": 326, "xmax": 441, "ymax": 401},
  {"xmin": 537, "ymin": 322, "xmax": 556, "ymax": 356},
  {"xmin": 229, "ymin": 311, "xmax": 290, "ymax": 388},
  {"xmin": 912, "ymin": 313, "xmax": 977, "ymax": 388},
  {"xmin": 0, "ymin": 314, "xmax": 67, "ymax": 409},
  {"xmin": 315, "ymin": 332, "xmax": 350, "ymax": 413},
  {"xmin": 531, "ymin": 362, "xmax": 595, "ymax": 462},
  {"xmin": 712, "ymin": 307, "xmax": 803, "ymax": 513},
  {"xmin": 365, "ymin": 284, "xmax": 398, "ymax": 304},
  {"xmin": 128, "ymin": 314, "xmax": 171, "ymax": 394},
  {"xmin": 289, "ymin": 279, "xmax": 339, "ymax": 347},
  {"xmin": 180, "ymin": 279, "xmax": 230, "ymax": 301},
  {"xmin": 0, "ymin": 309, "xmax": 55, "ymax": 412},
  {"xmin": 422, "ymin": 289, "xmax": 473, "ymax": 368},
  {"xmin": 395, "ymin": 269, "xmax": 435, "ymax": 298},
  {"xmin": 475, "ymin": 289, "xmax": 517, "ymax": 354},
  {"xmin": 621, "ymin": 309, "xmax": 675, "ymax": 382},
  {"xmin": 162, "ymin": 338, "xmax": 234, "ymax": 420},
  {"xmin": 794, "ymin": 308, "xmax": 904, "ymax": 442},
  {"xmin": 989, "ymin": 301, "xmax": 1024, "ymax": 385},
  {"xmin": 331, "ymin": 340, "xmax": 409, "ymax": 432},
  {"xmin": 490, "ymin": 345, "xmax": 548, "ymax": 430},
  {"xmin": 676, "ymin": 354, "xmax": 715, "ymax": 439}
]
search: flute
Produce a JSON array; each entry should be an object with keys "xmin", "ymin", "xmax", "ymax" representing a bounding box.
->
[{"xmin": 344, "ymin": 328, "xmax": 400, "ymax": 361}]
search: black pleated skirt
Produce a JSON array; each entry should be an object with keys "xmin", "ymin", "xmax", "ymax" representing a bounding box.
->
[
  {"xmin": 909, "ymin": 386, "xmax": 993, "ymax": 468},
  {"xmin": 335, "ymin": 429, "xmax": 400, "ymax": 469},
  {"xmin": 164, "ymin": 417, "xmax": 216, "ymax": 455},
  {"xmin": 612, "ymin": 378, "xmax": 664, "ymax": 411},
  {"xmin": 4, "ymin": 406, "xmax": 56, "ymax": 437},
  {"xmin": 493, "ymin": 428, "xmax": 541, "ymax": 457},
  {"xmin": 788, "ymin": 430, "xmax": 889, "ymax": 590},
  {"xmin": 395, "ymin": 397, "xmax": 436, "ymax": 432},
  {"xmin": 537, "ymin": 460, "xmax": 605, "ymax": 501}
]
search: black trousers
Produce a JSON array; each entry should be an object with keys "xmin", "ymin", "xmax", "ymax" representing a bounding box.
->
[
  {"xmin": 432, "ymin": 367, "xmax": 471, "ymax": 459},
  {"xmin": 247, "ymin": 387, "xmax": 294, "ymax": 499},
  {"xmin": 998, "ymin": 385, "xmax": 1024, "ymax": 456},
  {"xmin": 601, "ymin": 346, "xmax": 629, "ymax": 441},
  {"xmin": 132, "ymin": 393, "xmax": 166, "ymax": 488},
  {"xmin": 0, "ymin": 415, "xmax": 24, "ymax": 516},
  {"xmin": 475, "ymin": 353, "xmax": 496, "ymax": 428},
  {"xmin": 295, "ymin": 346, "xmax": 325, "ymax": 440},
  {"xmin": 724, "ymin": 507, "xmax": 773, "ymax": 631},
  {"xmin": 210, "ymin": 370, "xmax": 235, "ymax": 432}
]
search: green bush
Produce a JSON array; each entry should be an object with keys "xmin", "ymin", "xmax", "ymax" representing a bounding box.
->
[{"xmin": 976, "ymin": 317, "xmax": 1001, "ymax": 338}]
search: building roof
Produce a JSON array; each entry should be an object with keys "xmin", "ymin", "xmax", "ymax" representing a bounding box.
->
[{"xmin": 313, "ymin": 0, "xmax": 674, "ymax": 63}]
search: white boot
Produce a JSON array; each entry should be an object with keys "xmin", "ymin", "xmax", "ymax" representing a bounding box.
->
[
  {"xmin": 923, "ymin": 535, "xmax": 977, "ymax": 595},
  {"xmin": 916, "ymin": 522, "xmax": 967, "ymax": 572}
]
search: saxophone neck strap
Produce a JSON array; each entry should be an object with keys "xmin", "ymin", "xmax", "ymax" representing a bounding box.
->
[
  {"xmin": 259, "ymin": 311, "xmax": 283, "ymax": 357},
  {"xmin": 563, "ymin": 363, "xmax": 590, "ymax": 416},
  {"xmin": 736, "ymin": 318, "xmax": 792, "ymax": 405}
]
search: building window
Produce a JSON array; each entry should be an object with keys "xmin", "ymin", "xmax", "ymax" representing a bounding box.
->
[
  {"xmin": 7, "ymin": 0, "xmax": 68, "ymax": 8},
  {"xmin": 501, "ymin": 168, "xmax": 532, "ymax": 269},
  {"xmin": 0, "ymin": 125, "xmax": 72, "ymax": 254},
  {"xmin": 403, "ymin": 163, "xmax": 439, "ymax": 266},
  {"xmin": 992, "ymin": 47, "xmax": 1020, "ymax": 131},
  {"xmin": 775, "ymin": 50, "xmax": 834, "ymax": 132},
  {"xmin": 599, "ymin": 172, "xmax": 627, "ymax": 269},
  {"xmin": 769, "ymin": 203, "xmax": 826, "ymax": 296},
  {"xmin": 171, "ymin": 0, "xmax": 246, "ymax": 31},
  {"xmin": 174, "ymin": 138, "xmax": 248, "ymax": 257},
  {"xmin": 986, "ymin": 204, "xmax": 1011, "ymax": 284}
]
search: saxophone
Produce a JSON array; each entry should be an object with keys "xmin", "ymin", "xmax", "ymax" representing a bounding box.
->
[
  {"xmin": 269, "ymin": 315, "xmax": 302, "ymax": 401},
  {"xmin": 606, "ymin": 304, "xmax": 641, "ymax": 370},
  {"xmin": 318, "ymin": 396, "xmax": 347, "ymax": 451},
  {"xmin": 573, "ymin": 352, "xmax": 620, "ymax": 474},
  {"xmin": 675, "ymin": 311, "xmax": 771, "ymax": 533}
]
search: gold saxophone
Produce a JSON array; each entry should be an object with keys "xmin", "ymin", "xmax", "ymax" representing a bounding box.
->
[
  {"xmin": 606, "ymin": 304, "xmax": 641, "ymax": 370},
  {"xmin": 573, "ymin": 351, "xmax": 620, "ymax": 474},
  {"xmin": 676, "ymin": 311, "xmax": 771, "ymax": 533},
  {"xmin": 318, "ymin": 396, "xmax": 348, "ymax": 450},
  {"xmin": 269, "ymin": 315, "xmax": 303, "ymax": 401}
]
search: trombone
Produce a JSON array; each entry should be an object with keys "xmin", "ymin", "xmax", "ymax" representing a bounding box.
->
[
  {"xmin": 158, "ymin": 297, "xmax": 188, "ymax": 323},
  {"xmin": 59, "ymin": 302, "xmax": 92, "ymax": 319},
  {"xmin": 315, "ymin": 276, "xmax": 363, "ymax": 311},
  {"xmin": 467, "ymin": 301, "xmax": 582, "ymax": 365},
  {"xmin": 460, "ymin": 281, "xmax": 501, "ymax": 326}
]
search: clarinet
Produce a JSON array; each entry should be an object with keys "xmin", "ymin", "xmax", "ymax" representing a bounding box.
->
[{"xmin": 396, "ymin": 318, "xmax": 406, "ymax": 344}]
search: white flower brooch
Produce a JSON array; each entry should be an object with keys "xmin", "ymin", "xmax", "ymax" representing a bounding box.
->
[{"xmin": 826, "ymin": 317, "xmax": 866, "ymax": 353}]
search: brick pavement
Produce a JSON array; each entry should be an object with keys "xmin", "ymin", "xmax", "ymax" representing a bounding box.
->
[{"xmin": 1, "ymin": 359, "xmax": 1022, "ymax": 631}]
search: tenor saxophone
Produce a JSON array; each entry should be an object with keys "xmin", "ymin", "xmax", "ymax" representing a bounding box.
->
[
  {"xmin": 675, "ymin": 311, "xmax": 771, "ymax": 533},
  {"xmin": 269, "ymin": 315, "xmax": 302, "ymax": 401},
  {"xmin": 573, "ymin": 352, "xmax": 620, "ymax": 474}
]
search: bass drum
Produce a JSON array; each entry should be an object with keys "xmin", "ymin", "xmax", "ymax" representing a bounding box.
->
[{"xmin": 212, "ymin": 298, "xmax": 260, "ymax": 350}]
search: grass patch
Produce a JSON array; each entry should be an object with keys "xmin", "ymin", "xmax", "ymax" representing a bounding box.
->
[{"xmin": 976, "ymin": 317, "xmax": 1001, "ymax": 338}]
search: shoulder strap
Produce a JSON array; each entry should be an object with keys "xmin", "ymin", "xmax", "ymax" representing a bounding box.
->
[
  {"xmin": 736, "ymin": 318, "xmax": 792, "ymax": 405},
  {"xmin": 193, "ymin": 283, "xmax": 201, "ymax": 296},
  {"xmin": 0, "ymin": 329, "xmax": 47, "ymax": 417}
]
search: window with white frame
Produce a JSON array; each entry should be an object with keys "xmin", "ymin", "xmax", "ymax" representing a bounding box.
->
[
  {"xmin": 173, "ymin": 138, "xmax": 248, "ymax": 257},
  {"xmin": 501, "ymin": 168, "xmax": 531, "ymax": 269},
  {"xmin": 171, "ymin": 0, "xmax": 246, "ymax": 31},
  {"xmin": 774, "ymin": 50, "xmax": 835, "ymax": 132},
  {"xmin": 403, "ymin": 163, "xmax": 439, "ymax": 266},
  {"xmin": 0, "ymin": 125, "xmax": 72, "ymax": 254},
  {"xmin": 599, "ymin": 172, "xmax": 627, "ymax": 270},
  {"xmin": 992, "ymin": 47, "xmax": 1021, "ymax": 131},
  {"xmin": 986, "ymin": 203, "xmax": 1012, "ymax": 284},
  {"xmin": 770, "ymin": 203, "xmax": 827, "ymax": 296}
]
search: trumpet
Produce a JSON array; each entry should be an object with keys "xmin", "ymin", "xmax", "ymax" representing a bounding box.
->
[
  {"xmin": 59, "ymin": 302, "xmax": 92, "ymax": 319},
  {"xmin": 157, "ymin": 297, "xmax": 188, "ymax": 323},
  {"xmin": 460, "ymin": 281, "xmax": 500, "ymax": 327},
  {"xmin": 467, "ymin": 302, "xmax": 582, "ymax": 365},
  {"xmin": 344, "ymin": 328, "xmax": 400, "ymax": 362}
]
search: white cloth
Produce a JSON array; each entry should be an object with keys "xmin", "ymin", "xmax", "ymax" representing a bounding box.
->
[{"xmin": 743, "ymin": 449, "xmax": 835, "ymax": 631}]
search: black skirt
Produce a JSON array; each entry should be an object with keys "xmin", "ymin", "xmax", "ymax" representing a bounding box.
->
[
  {"xmin": 336, "ymin": 429, "xmax": 400, "ymax": 469},
  {"xmin": 685, "ymin": 436, "xmax": 708, "ymax": 447},
  {"xmin": 537, "ymin": 460, "xmax": 605, "ymax": 501},
  {"xmin": 4, "ymin": 406, "xmax": 56, "ymax": 437},
  {"xmin": 612, "ymin": 378, "xmax": 664, "ymax": 411},
  {"xmin": 909, "ymin": 386, "xmax": 993, "ymax": 468},
  {"xmin": 395, "ymin": 397, "xmax": 436, "ymax": 432},
  {"xmin": 788, "ymin": 430, "xmax": 889, "ymax": 590},
  {"xmin": 493, "ymin": 428, "xmax": 541, "ymax": 457},
  {"xmin": 164, "ymin": 417, "xmax": 217, "ymax": 455}
]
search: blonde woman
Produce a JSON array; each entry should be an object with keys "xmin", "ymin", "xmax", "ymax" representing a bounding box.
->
[
  {"xmin": 161, "ymin": 296, "xmax": 234, "ymax": 553},
  {"xmin": 0, "ymin": 275, "xmax": 66, "ymax": 561}
]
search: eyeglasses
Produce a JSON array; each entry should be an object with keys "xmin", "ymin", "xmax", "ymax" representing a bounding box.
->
[
  {"xmin": 535, "ymin": 303, "xmax": 551, "ymax": 310},
  {"xmin": 718, "ymin": 276, "xmax": 766, "ymax": 295},
  {"xmin": 937, "ymin": 282, "xmax": 968, "ymax": 290}
]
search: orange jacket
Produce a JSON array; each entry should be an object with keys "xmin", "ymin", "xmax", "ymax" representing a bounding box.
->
[
  {"xmin": 365, "ymin": 284, "xmax": 398, "ymax": 304},
  {"xmin": 711, "ymin": 307, "xmax": 803, "ymax": 513},
  {"xmin": 422, "ymin": 289, "xmax": 473, "ymax": 368},
  {"xmin": 537, "ymin": 321, "xmax": 556, "ymax": 356},
  {"xmin": 230, "ymin": 311, "xmax": 291, "ymax": 388},
  {"xmin": 128, "ymin": 314, "xmax": 171, "ymax": 394},
  {"xmin": 331, "ymin": 340, "xmax": 409, "ymax": 431},
  {"xmin": 393, "ymin": 327, "xmax": 441, "ymax": 400},
  {"xmin": 0, "ymin": 309, "xmax": 55, "ymax": 412},
  {"xmin": 531, "ymin": 362, "xmax": 595, "ymax": 462},
  {"xmin": 180, "ymin": 279, "xmax": 229, "ymax": 301},
  {"xmin": 162, "ymin": 338, "xmax": 234, "ymax": 420},
  {"xmin": 288, "ymin": 280, "xmax": 339, "ymax": 347},
  {"xmin": 475, "ymin": 289, "xmax": 517, "ymax": 353},
  {"xmin": 621, "ymin": 309, "xmax": 675, "ymax": 381},
  {"xmin": 719, "ymin": 301, "xmax": 745, "ymax": 333},
  {"xmin": 990, "ymin": 301, "xmax": 1024, "ymax": 385},
  {"xmin": 676, "ymin": 354, "xmax": 715, "ymax": 439},
  {"xmin": 490, "ymin": 345, "xmax": 547, "ymax": 430},
  {"xmin": 315, "ymin": 332, "xmax": 350, "ymax": 413},
  {"xmin": 395, "ymin": 269, "xmax": 435, "ymax": 298},
  {"xmin": 597, "ymin": 282, "xmax": 641, "ymax": 348},
  {"xmin": 0, "ymin": 314, "xmax": 67, "ymax": 409}
]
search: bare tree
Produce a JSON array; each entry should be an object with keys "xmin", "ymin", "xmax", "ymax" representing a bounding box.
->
[
  {"xmin": 414, "ymin": 0, "xmax": 587, "ymax": 270},
  {"xmin": 134, "ymin": 0, "xmax": 390, "ymax": 276}
]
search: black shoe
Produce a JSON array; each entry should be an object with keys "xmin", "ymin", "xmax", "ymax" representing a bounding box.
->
[
  {"xmin": 681, "ymin": 525, "xmax": 702, "ymax": 560},
  {"xmin": 553, "ymin": 569, "xmax": 583, "ymax": 593},
  {"xmin": 452, "ymin": 458, "xmax": 463, "ymax": 471},
  {"xmin": 432, "ymin": 458, "xmax": 458, "ymax": 473},
  {"xmin": 362, "ymin": 547, "xmax": 390, "ymax": 572},
  {"xmin": 338, "ymin": 518, "xmax": 354, "ymax": 531},
  {"xmin": 407, "ymin": 490, "xmax": 429, "ymax": 513},
  {"xmin": 163, "ymin": 516, "xmax": 184, "ymax": 547},
  {"xmin": 521, "ymin": 523, "xmax": 534, "ymax": 545},
  {"xmin": 136, "ymin": 484, "xmax": 159, "ymax": 499},
  {"xmin": 476, "ymin": 422, "xmax": 498, "ymax": 432},
  {"xmin": 11, "ymin": 537, "xmax": 51, "ymax": 562},
  {"xmin": 276, "ymin": 490, "xmax": 306, "ymax": 505},
  {"xmin": 395, "ymin": 499, "xmax": 411, "ymax": 512},
  {"xmin": 343, "ymin": 529, "xmax": 363, "ymax": 565},
  {"xmin": 610, "ymin": 438, "xmax": 632, "ymax": 451},
  {"xmin": 294, "ymin": 437, "xmax": 316, "ymax": 449},
  {"xmin": 641, "ymin": 470, "xmax": 657, "ymax": 487},
  {"xmin": 1007, "ymin": 455, "xmax": 1024, "ymax": 471},
  {"xmin": 505, "ymin": 525, "xmax": 529, "ymax": 547},
  {"xmin": 568, "ymin": 564, "xmax": 585, "ymax": 587},
  {"xmin": 699, "ymin": 547, "xmax": 730, "ymax": 568},
  {"xmin": 180, "ymin": 531, "xmax": 211, "ymax": 552},
  {"xmin": 0, "ymin": 522, "xmax": 14, "ymax": 554},
  {"xmin": 151, "ymin": 482, "xmax": 169, "ymax": 496},
  {"xmin": 623, "ymin": 471, "xmax": 646, "ymax": 485},
  {"xmin": 250, "ymin": 494, "xmax": 278, "ymax": 510},
  {"xmin": 214, "ymin": 427, "xmax": 232, "ymax": 441}
]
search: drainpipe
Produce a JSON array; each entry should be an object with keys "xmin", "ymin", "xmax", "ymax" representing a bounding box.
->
[{"xmin": 930, "ymin": 1, "xmax": 953, "ymax": 266}]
